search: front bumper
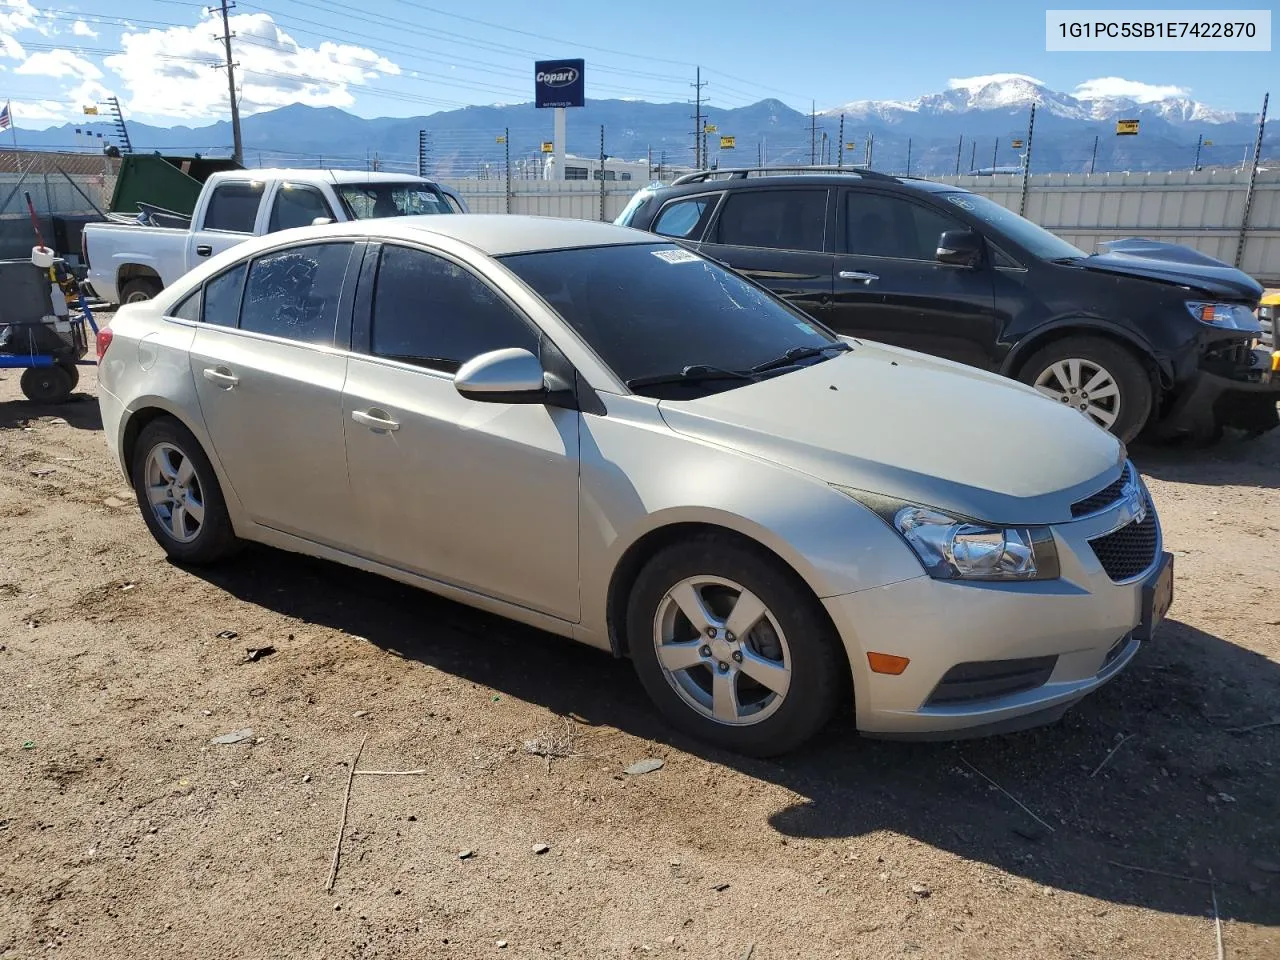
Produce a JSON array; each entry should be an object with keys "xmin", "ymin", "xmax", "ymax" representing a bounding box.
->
[
  {"xmin": 1151, "ymin": 346, "xmax": 1280, "ymax": 439},
  {"xmin": 823, "ymin": 491, "xmax": 1168, "ymax": 739}
]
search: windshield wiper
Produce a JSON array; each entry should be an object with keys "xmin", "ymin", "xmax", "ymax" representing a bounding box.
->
[
  {"xmin": 626, "ymin": 364, "xmax": 758, "ymax": 390},
  {"xmin": 749, "ymin": 342, "xmax": 851, "ymax": 374}
]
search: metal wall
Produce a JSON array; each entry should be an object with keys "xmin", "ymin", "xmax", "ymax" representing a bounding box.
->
[
  {"xmin": 0, "ymin": 157, "xmax": 114, "ymax": 260},
  {"xmin": 441, "ymin": 168, "xmax": 1280, "ymax": 282}
]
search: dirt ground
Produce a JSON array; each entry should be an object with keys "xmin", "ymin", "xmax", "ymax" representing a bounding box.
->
[{"xmin": 1, "ymin": 357, "xmax": 1278, "ymax": 960}]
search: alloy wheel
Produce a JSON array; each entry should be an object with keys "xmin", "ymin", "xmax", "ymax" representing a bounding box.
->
[
  {"xmin": 1033, "ymin": 358, "xmax": 1121, "ymax": 430},
  {"xmin": 652, "ymin": 575, "xmax": 793, "ymax": 726},
  {"xmin": 144, "ymin": 442, "xmax": 206, "ymax": 544}
]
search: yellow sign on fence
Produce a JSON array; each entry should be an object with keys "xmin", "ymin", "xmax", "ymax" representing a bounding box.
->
[
  {"xmin": 540, "ymin": 142, "xmax": 554, "ymax": 153},
  {"xmin": 1010, "ymin": 138, "xmax": 1024, "ymax": 148},
  {"xmin": 720, "ymin": 135, "xmax": 735, "ymax": 149},
  {"xmin": 496, "ymin": 135, "xmax": 506, "ymax": 143},
  {"xmin": 703, "ymin": 123, "xmax": 717, "ymax": 133},
  {"xmin": 1116, "ymin": 119, "xmax": 1140, "ymax": 135},
  {"xmin": 845, "ymin": 142, "xmax": 857, "ymax": 151}
]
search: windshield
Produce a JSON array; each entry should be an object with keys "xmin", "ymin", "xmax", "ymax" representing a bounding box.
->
[
  {"xmin": 499, "ymin": 242, "xmax": 842, "ymax": 393},
  {"xmin": 335, "ymin": 182, "xmax": 454, "ymax": 219},
  {"xmin": 939, "ymin": 192, "xmax": 1086, "ymax": 261}
]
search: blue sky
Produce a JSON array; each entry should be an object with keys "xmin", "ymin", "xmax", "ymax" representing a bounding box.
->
[{"xmin": 0, "ymin": 0, "xmax": 1273, "ymax": 130}]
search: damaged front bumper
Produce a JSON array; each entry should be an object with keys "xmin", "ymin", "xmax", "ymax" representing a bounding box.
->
[{"xmin": 1151, "ymin": 345, "xmax": 1280, "ymax": 440}]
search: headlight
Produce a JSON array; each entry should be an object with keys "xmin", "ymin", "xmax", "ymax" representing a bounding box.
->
[
  {"xmin": 1185, "ymin": 301, "xmax": 1262, "ymax": 331},
  {"xmin": 835, "ymin": 488, "xmax": 1060, "ymax": 581}
]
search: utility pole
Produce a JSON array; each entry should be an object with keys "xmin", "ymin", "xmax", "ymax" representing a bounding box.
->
[
  {"xmin": 1193, "ymin": 133, "xmax": 1203, "ymax": 172},
  {"xmin": 955, "ymin": 135, "xmax": 963, "ymax": 176},
  {"xmin": 969, "ymin": 140, "xmax": 976, "ymax": 173},
  {"xmin": 809, "ymin": 101, "xmax": 817, "ymax": 165},
  {"xmin": 598, "ymin": 124, "xmax": 606, "ymax": 222},
  {"xmin": 417, "ymin": 129, "xmax": 426, "ymax": 176},
  {"xmin": 1090, "ymin": 134, "xmax": 1099, "ymax": 174},
  {"xmin": 504, "ymin": 126, "xmax": 511, "ymax": 214},
  {"xmin": 1019, "ymin": 104, "xmax": 1036, "ymax": 216},
  {"xmin": 866, "ymin": 132, "xmax": 874, "ymax": 169},
  {"xmin": 992, "ymin": 138, "xmax": 999, "ymax": 170},
  {"xmin": 214, "ymin": 0, "xmax": 242, "ymax": 164},
  {"xmin": 646, "ymin": 144, "xmax": 652, "ymax": 181},
  {"xmin": 1235, "ymin": 91, "xmax": 1269, "ymax": 268},
  {"xmin": 106, "ymin": 95, "xmax": 132, "ymax": 155},
  {"xmin": 838, "ymin": 113, "xmax": 845, "ymax": 169},
  {"xmin": 906, "ymin": 138, "xmax": 912, "ymax": 177},
  {"xmin": 690, "ymin": 67, "xmax": 706, "ymax": 168}
]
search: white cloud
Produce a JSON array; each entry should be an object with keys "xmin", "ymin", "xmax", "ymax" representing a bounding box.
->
[
  {"xmin": 1, "ymin": 33, "xmax": 23, "ymax": 58},
  {"xmin": 105, "ymin": 12, "xmax": 400, "ymax": 120},
  {"xmin": 15, "ymin": 48, "xmax": 102, "ymax": 80},
  {"xmin": 0, "ymin": 0, "xmax": 38, "ymax": 33},
  {"xmin": 1073, "ymin": 77, "xmax": 1188, "ymax": 102},
  {"xmin": 948, "ymin": 73, "xmax": 1045, "ymax": 93},
  {"xmin": 71, "ymin": 19, "xmax": 98, "ymax": 38}
]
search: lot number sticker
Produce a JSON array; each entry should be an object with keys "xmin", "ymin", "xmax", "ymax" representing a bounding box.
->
[{"xmin": 652, "ymin": 248, "xmax": 700, "ymax": 264}]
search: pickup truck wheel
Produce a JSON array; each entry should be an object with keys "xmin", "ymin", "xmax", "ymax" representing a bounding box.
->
[
  {"xmin": 120, "ymin": 278, "xmax": 161, "ymax": 303},
  {"xmin": 1018, "ymin": 336, "xmax": 1153, "ymax": 443}
]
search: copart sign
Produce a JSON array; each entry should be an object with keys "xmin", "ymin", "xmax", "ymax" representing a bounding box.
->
[{"xmin": 535, "ymin": 59, "xmax": 585, "ymax": 108}]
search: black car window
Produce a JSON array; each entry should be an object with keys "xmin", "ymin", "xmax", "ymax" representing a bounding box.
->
[
  {"xmin": 239, "ymin": 243, "xmax": 354, "ymax": 345},
  {"xmin": 653, "ymin": 196, "xmax": 717, "ymax": 239},
  {"xmin": 169, "ymin": 290, "xmax": 201, "ymax": 322},
  {"xmin": 845, "ymin": 191, "xmax": 966, "ymax": 261},
  {"xmin": 500, "ymin": 242, "xmax": 840, "ymax": 390},
  {"xmin": 268, "ymin": 183, "xmax": 335, "ymax": 232},
  {"xmin": 714, "ymin": 189, "xmax": 827, "ymax": 252},
  {"xmin": 202, "ymin": 181, "xmax": 264, "ymax": 233},
  {"xmin": 370, "ymin": 244, "xmax": 539, "ymax": 374},
  {"xmin": 202, "ymin": 263, "xmax": 247, "ymax": 327}
]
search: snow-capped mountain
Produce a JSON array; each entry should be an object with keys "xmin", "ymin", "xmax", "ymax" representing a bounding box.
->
[{"xmin": 825, "ymin": 75, "xmax": 1248, "ymax": 126}]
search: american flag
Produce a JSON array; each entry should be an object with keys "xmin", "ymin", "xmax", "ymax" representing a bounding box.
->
[{"xmin": 0, "ymin": 103, "xmax": 10, "ymax": 131}]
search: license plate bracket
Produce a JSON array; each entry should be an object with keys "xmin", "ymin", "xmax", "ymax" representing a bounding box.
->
[{"xmin": 1135, "ymin": 551, "xmax": 1174, "ymax": 642}]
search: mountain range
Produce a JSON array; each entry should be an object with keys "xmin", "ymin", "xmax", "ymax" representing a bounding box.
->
[{"xmin": 12, "ymin": 76, "xmax": 1275, "ymax": 177}]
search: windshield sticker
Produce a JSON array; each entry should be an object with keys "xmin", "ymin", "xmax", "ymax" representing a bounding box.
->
[
  {"xmin": 794, "ymin": 322, "xmax": 817, "ymax": 334},
  {"xmin": 651, "ymin": 248, "xmax": 700, "ymax": 264},
  {"xmin": 946, "ymin": 196, "xmax": 977, "ymax": 210}
]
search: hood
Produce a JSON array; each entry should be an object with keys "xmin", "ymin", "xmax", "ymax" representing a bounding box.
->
[
  {"xmin": 1079, "ymin": 239, "xmax": 1263, "ymax": 303},
  {"xmin": 658, "ymin": 343, "xmax": 1124, "ymax": 526}
]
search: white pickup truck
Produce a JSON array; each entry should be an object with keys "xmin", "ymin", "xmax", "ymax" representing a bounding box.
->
[{"xmin": 83, "ymin": 169, "xmax": 468, "ymax": 305}]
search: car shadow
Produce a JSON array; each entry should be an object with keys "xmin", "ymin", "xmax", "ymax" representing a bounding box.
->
[
  {"xmin": 0, "ymin": 392, "xmax": 103, "ymax": 431},
  {"xmin": 191, "ymin": 545, "xmax": 1280, "ymax": 927},
  {"xmin": 1132, "ymin": 425, "xmax": 1280, "ymax": 490}
]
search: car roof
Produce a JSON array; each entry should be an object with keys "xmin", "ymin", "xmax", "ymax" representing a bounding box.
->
[
  {"xmin": 212, "ymin": 168, "xmax": 444, "ymax": 186},
  {"xmin": 650, "ymin": 172, "xmax": 968, "ymax": 197},
  {"xmin": 275, "ymin": 214, "xmax": 662, "ymax": 257}
]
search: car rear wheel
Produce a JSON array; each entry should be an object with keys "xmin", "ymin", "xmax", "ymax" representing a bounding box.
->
[
  {"xmin": 627, "ymin": 533, "xmax": 846, "ymax": 757},
  {"xmin": 1019, "ymin": 336, "xmax": 1153, "ymax": 443},
  {"xmin": 131, "ymin": 417, "xmax": 241, "ymax": 564},
  {"xmin": 120, "ymin": 277, "xmax": 161, "ymax": 304}
]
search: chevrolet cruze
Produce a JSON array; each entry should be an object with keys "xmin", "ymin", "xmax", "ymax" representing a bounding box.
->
[{"xmin": 95, "ymin": 215, "xmax": 1174, "ymax": 756}]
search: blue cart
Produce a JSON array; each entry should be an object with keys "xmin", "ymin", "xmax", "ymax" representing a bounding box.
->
[{"xmin": 0, "ymin": 257, "xmax": 98, "ymax": 403}]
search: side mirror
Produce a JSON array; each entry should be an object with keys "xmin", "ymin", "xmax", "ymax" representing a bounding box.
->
[
  {"xmin": 311, "ymin": 217, "xmax": 334, "ymax": 226},
  {"xmin": 454, "ymin": 347, "xmax": 549, "ymax": 404},
  {"xmin": 936, "ymin": 229, "xmax": 981, "ymax": 266}
]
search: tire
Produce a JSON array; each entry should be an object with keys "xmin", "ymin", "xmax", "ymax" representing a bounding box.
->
[
  {"xmin": 627, "ymin": 533, "xmax": 846, "ymax": 757},
  {"xmin": 120, "ymin": 277, "xmax": 161, "ymax": 304},
  {"xmin": 131, "ymin": 416, "xmax": 241, "ymax": 564},
  {"xmin": 1017, "ymin": 336, "xmax": 1153, "ymax": 443},
  {"xmin": 20, "ymin": 364, "xmax": 73, "ymax": 403},
  {"xmin": 58, "ymin": 362, "xmax": 80, "ymax": 392}
]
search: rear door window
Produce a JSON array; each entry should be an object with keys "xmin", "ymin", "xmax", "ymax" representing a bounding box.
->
[
  {"xmin": 268, "ymin": 184, "xmax": 336, "ymax": 232},
  {"xmin": 652, "ymin": 195, "xmax": 719, "ymax": 240},
  {"xmin": 202, "ymin": 181, "xmax": 265, "ymax": 233},
  {"xmin": 201, "ymin": 263, "xmax": 247, "ymax": 327},
  {"xmin": 238, "ymin": 243, "xmax": 355, "ymax": 345},
  {"xmin": 713, "ymin": 189, "xmax": 828, "ymax": 252}
]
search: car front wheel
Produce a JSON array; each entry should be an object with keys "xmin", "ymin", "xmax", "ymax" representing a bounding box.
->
[
  {"xmin": 131, "ymin": 417, "xmax": 241, "ymax": 564},
  {"xmin": 627, "ymin": 533, "xmax": 846, "ymax": 757},
  {"xmin": 1018, "ymin": 335, "xmax": 1153, "ymax": 443}
]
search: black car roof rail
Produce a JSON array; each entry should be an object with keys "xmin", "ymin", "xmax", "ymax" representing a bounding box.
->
[{"xmin": 670, "ymin": 165, "xmax": 900, "ymax": 186}]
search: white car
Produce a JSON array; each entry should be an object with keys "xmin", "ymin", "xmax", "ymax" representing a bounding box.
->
[{"xmin": 95, "ymin": 215, "xmax": 1174, "ymax": 756}]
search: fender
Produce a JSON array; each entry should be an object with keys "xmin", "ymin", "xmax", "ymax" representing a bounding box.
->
[{"xmin": 1000, "ymin": 316, "xmax": 1172, "ymax": 384}]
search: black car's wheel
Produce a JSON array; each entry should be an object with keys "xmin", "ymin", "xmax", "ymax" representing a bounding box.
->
[
  {"xmin": 20, "ymin": 364, "xmax": 73, "ymax": 403},
  {"xmin": 120, "ymin": 277, "xmax": 162, "ymax": 304},
  {"xmin": 1018, "ymin": 336, "xmax": 1153, "ymax": 443},
  {"xmin": 627, "ymin": 532, "xmax": 846, "ymax": 757},
  {"xmin": 131, "ymin": 417, "xmax": 241, "ymax": 564}
]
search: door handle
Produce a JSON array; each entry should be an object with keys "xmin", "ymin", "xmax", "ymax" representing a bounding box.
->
[
  {"xmin": 839, "ymin": 270, "xmax": 879, "ymax": 283},
  {"xmin": 201, "ymin": 366, "xmax": 239, "ymax": 388},
  {"xmin": 196, "ymin": 245, "xmax": 213, "ymax": 257},
  {"xmin": 352, "ymin": 409, "xmax": 400, "ymax": 432}
]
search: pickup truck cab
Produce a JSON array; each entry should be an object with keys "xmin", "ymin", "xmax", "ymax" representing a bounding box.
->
[{"xmin": 84, "ymin": 169, "xmax": 468, "ymax": 305}]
